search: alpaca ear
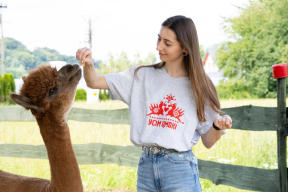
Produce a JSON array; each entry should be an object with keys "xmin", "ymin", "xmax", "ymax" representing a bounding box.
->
[
  {"xmin": 22, "ymin": 76, "xmax": 27, "ymax": 82},
  {"xmin": 10, "ymin": 93, "xmax": 44, "ymax": 112}
]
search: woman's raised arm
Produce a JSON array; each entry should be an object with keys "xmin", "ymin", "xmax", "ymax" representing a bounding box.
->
[{"xmin": 76, "ymin": 47, "xmax": 109, "ymax": 90}]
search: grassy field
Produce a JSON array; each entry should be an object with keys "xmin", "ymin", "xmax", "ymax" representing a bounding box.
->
[{"xmin": 0, "ymin": 99, "xmax": 285, "ymax": 191}]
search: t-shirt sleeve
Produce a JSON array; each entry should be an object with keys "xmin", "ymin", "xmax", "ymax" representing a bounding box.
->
[
  {"xmin": 104, "ymin": 67, "xmax": 135, "ymax": 106},
  {"xmin": 191, "ymin": 105, "xmax": 227, "ymax": 145}
]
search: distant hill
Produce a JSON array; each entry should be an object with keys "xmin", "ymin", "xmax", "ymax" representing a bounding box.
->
[{"xmin": 1, "ymin": 37, "xmax": 100, "ymax": 78}]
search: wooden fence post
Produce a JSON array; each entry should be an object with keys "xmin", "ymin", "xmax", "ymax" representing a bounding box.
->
[{"xmin": 273, "ymin": 63, "xmax": 288, "ymax": 191}]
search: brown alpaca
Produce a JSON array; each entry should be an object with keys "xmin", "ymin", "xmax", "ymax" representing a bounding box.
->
[{"xmin": 0, "ymin": 64, "xmax": 83, "ymax": 192}]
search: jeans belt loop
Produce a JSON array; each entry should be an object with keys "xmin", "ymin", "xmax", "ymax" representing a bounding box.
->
[
  {"xmin": 142, "ymin": 146, "xmax": 148, "ymax": 156},
  {"xmin": 153, "ymin": 146, "xmax": 160, "ymax": 155},
  {"xmin": 152, "ymin": 147, "xmax": 155, "ymax": 155}
]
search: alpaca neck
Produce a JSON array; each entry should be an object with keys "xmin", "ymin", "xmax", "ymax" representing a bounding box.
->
[{"xmin": 37, "ymin": 114, "xmax": 83, "ymax": 192}]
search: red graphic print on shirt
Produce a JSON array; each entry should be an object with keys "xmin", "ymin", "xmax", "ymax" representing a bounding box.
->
[{"xmin": 147, "ymin": 94, "xmax": 185, "ymax": 130}]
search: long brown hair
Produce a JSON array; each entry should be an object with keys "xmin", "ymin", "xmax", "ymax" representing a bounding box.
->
[{"xmin": 134, "ymin": 15, "xmax": 223, "ymax": 122}]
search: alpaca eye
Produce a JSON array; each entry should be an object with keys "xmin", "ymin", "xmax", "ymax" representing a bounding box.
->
[{"xmin": 49, "ymin": 88, "xmax": 56, "ymax": 96}]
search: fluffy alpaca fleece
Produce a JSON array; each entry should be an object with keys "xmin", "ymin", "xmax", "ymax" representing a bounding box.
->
[{"xmin": 0, "ymin": 64, "xmax": 83, "ymax": 192}]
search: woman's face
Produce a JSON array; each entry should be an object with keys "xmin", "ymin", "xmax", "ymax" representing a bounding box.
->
[{"xmin": 156, "ymin": 26, "xmax": 184, "ymax": 63}]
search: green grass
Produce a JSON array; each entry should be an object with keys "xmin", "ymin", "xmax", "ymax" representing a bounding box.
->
[{"xmin": 0, "ymin": 99, "xmax": 285, "ymax": 191}]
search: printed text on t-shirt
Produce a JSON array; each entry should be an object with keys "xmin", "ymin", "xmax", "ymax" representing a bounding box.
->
[{"xmin": 147, "ymin": 94, "xmax": 185, "ymax": 130}]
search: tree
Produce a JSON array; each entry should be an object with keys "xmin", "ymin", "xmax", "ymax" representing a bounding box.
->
[
  {"xmin": 5, "ymin": 37, "xmax": 28, "ymax": 52},
  {"xmin": 133, "ymin": 52, "xmax": 157, "ymax": 66},
  {"xmin": 199, "ymin": 45, "xmax": 205, "ymax": 58},
  {"xmin": 99, "ymin": 89, "xmax": 104, "ymax": 101},
  {"xmin": 0, "ymin": 75, "xmax": 3, "ymax": 102},
  {"xmin": 4, "ymin": 38, "xmax": 32, "ymax": 78},
  {"xmin": 75, "ymin": 89, "xmax": 87, "ymax": 101},
  {"xmin": 103, "ymin": 89, "xmax": 108, "ymax": 101},
  {"xmin": 216, "ymin": 0, "xmax": 288, "ymax": 98},
  {"xmin": 98, "ymin": 52, "xmax": 133, "ymax": 75},
  {"xmin": 106, "ymin": 91, "xmax": 111, "ymax": 100},
  {"xmin": 99, "ymin": 89, "xmax": 111, "ymax": 101},
  {"xmin": 33, "ymin": 48, "xmax": 62, "ymax": 67},
  {"xmin": 1, "ymin": 73, "xmax": 15, "ymax": 103}
]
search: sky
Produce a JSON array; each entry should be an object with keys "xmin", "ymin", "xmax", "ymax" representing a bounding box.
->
[{"xmin": 3, "ymin": 0, "xmax": 250, "ymax": 63}]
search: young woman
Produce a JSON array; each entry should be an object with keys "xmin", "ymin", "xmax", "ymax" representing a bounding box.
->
[{"xmin": 76, "ymin": 15, "xmax": 232, "ymax": 192}]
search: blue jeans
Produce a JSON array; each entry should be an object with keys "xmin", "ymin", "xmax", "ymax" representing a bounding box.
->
[{"xmin": 137, "ymin": 148, "xmax": 202, "ymax": 192}]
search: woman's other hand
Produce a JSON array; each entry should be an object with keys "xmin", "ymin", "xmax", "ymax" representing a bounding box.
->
[{"xmin": 214, "ymin": 115, "xmax": 232, "ymax": 130}]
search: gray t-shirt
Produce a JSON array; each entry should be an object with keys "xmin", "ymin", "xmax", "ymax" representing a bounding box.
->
[{"xmin": 104, "ymin": 66, "xmax": 226, "ymax": 152}]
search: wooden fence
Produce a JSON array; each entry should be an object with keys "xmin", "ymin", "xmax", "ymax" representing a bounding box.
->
[{"xmin": 0, "ymin": 104, "xmax": 285, "ymax": 192}]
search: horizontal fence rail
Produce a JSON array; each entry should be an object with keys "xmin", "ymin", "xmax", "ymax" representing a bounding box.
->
[
  {"xmin": 0, "ymin": 105, "xmax": 278, "ymax": 131},
  {"xmin": 0, "ymin": 143, "xmax": 279, "ymax": 192},
  {"xmin": 0, "ymin": 105, "xmax": 280, "ymax": 191}
]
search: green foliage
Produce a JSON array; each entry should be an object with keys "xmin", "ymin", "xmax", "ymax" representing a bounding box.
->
[
  {"xmin": 216, "ymin": 0, "xmax": 288, "ymax": 98},
  {"xmin": 200, "ymin": 45, "xmax": 205, "ymax": 58},
  {"xmin": 133, "ymin": 52, "xmax": 157, "ymax": 66},
  {"xmin": 4, "ymin": 37, "xmax": 32, "ymax": 77},
  {"xmin": 0, "ymin": 75, "xmax": 2, "ymax": 102},
  {"xmin": 75, "ymin": 89, "xmax": 87, "ymax": 101},
  {"xmin": 103, "ymin": 90, "xmax": 108, "ymax": 101},
  {"xmin": 98, "ymin": 52, "xmax": 157, "ymax": 75},
  {"xmin": 2, "ymin": 38, "xmax": 90, "ymax": 78},
  {"xmin": 99, "ymin": 89, "xmax": 111, "ymax": 101},
  {"xmin": 6, "ymin": 65, "xmax": 26, "ymax": 79},
  {"xmin": 98, "ymin": 52, "xmax": 133, "ymax": 75},
  {"xmin": 0, "ymin": 73, "xmax": 15, "ymax": 104},
  {"xmin": 99, "ymin": 89, "xmax": 104, "ymax": 101},
  {"xmin": 216, "ymin": 79, "xmax": 254, "ymax": 99},
  {"xmin": 32, "ymin": 47, "xmax": 80, "ymax": 68},
  {"xmin": 5, "ymin": 37, "xmax": 28, "ymax": 51},
  {"xmin": 106, "ymin": 90, "xmax": 111, "ymax": 100}
]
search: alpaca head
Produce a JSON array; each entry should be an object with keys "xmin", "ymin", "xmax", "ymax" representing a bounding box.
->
[{"xmin": 10, "ymin": 64, "xmax": 82, "ymax": 121}]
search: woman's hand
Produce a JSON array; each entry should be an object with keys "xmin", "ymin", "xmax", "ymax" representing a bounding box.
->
[
  {"xmin": 214, "ymin": 115, "xmax": 232, "ymax": 130},
  {"xmin": 75, "ymin": 47, "xmax": 93, "ymax": 66}
]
